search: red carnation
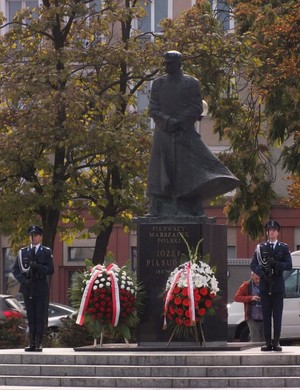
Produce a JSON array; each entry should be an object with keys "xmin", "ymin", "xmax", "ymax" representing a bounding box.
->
[
  {"xmin": 194, "ymin": 294, "xmax": 201, "ymax": 302},
  {"xmin": 169, "ymin": 306, "xmax": 176, "ymax": 315},
  {"xmin": 205, "ymin": 299, "xmax": 212, "ymax": 308},
  {"xmin": 176, "ymin": 318, "xmax": 183, "ymax": 325},
  {"xmin": 183, "ymin": 298, "xmax": 189, "ymax": 307},
  {"xmin": 182, "ymin": 288, "xmax": 188, "ymax": 296},
  {"xmin": 176, "ymin": 307, "xmax": 184, "ymax": 316},
  {"xmin": 200, "ymin": 287, "xmax": 208, "ymax": 296},
  {"xmin": 185, "ymin": 309, "xmax": 190, "ymax": 318},
  {"xmin": 174, "ymin": 296, "xmax": 182, "ymax": 305},
  {"xmin": 198, "ymin": 308, "xmax": 206, "ymax": 316},
  {"xmin": 173, "ymin": 286, "xmax": 181, "ymax": 294},
  {"xmin": 184, "ymin": 319, "xmax": 191, "ymax": 327}
]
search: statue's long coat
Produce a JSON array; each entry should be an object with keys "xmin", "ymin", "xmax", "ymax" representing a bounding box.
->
[{"xmin": 147, "ymin": 71, "xmax": 239, "ymax": 200}]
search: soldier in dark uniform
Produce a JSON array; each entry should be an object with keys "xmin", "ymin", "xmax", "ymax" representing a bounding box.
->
[
  {"xmin": 12, "ymin": 225, "xmax": 54, "ymax": 352},
  {"xmin": 250, "ymin": 220, "xmax": 292, "ymax": 351},
  {"xmin": 147, "ymin": 50, "xmax": 239, "ymax": 217}
]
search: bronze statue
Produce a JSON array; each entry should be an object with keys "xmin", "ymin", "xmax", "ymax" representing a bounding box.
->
[{"xmin": 147, "ymin": 50, "xmax": 239, "ymax": 217}]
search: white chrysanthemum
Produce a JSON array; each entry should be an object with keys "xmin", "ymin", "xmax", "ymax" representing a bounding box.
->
[
  {"xmin": 165, "ymin": 259, "xmax": 220, "ymax": 294},
  {"xmin": 210, "ymin": 275, "xmax": 219, "ymax": 293},
  {"xmin": 94, "ymin": 279, "xmax": 100, "ymax": 284},
  {"xmin": 120, "ymin": 284, "xmax": 125, "ymax": 289},
  {"xmin": 99, "ymin": 283, "xmax": 104, "ymax": 288},
  {"xmin": 93, "ymin": 285, "xmax": 98, "ymax": 290},
  {"xmin": 106, "ymin": 282, "xmax": 111, "ymax": 287},
  {"xmin": 100, "ymin": 278, "xmax": 105, "ymax": 282}
]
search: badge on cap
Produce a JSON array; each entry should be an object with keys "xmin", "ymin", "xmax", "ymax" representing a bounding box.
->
[
  {"xmin": 265, "ymin": 220, "xmax": 280, "ymax": 231},
  {"xmin": 27, "ymin": 225, "xmax": 43, "ymax": 235}
]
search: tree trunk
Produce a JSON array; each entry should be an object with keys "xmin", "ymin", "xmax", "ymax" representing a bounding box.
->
[{"xmin": 92, "ymin": 223, "xmax": 114, "ymax": 265}]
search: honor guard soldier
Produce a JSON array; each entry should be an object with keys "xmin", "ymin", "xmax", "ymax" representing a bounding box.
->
[
  {"xmin": 12, "ymin": 225, "xmax": 54, "ymax": 352},
  {"xmin": 250, "ymin": 220, "xmax": 292, "ymax": 351}
]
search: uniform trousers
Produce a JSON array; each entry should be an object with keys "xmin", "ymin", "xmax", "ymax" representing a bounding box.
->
[
  {"xmin": 23, "ymin": 294, "xmax": 48, "ymax": 335},
  {"xmin": 260, "ymin": 291, "xmax": 284, "ymax": 343}
]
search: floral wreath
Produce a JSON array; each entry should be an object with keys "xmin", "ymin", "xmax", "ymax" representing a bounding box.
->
[
  {"xmin": 70, "ymin": 252, "xmax": 142, "ymax": 344},
  {"xmin": 163, "ymin": 235, "xmax": 220, "ymax": 340}
]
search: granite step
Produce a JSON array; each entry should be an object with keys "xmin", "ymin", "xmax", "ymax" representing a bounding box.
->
[{"xmin": 0, "ymin": 346, "xmax": 299, "ymax": 388}]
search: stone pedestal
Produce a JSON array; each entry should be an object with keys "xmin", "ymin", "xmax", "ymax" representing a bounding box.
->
[{"xmin": 136, "ymin": 217, "xmax": 228, "ymax": 344}]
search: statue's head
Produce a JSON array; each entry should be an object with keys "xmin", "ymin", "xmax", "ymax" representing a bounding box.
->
[{"xmin": 163, "ymin": 50, "xmax": 182, "ymax": 74}]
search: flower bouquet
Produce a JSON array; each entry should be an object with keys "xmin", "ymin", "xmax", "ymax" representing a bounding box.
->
[
  {"xmin": 163, "ymin": 236, "xmax": 220, "ymax": 343},
  {"xmin": 70, "ymin": 252, "xmax": 143, "ymax": 346}
]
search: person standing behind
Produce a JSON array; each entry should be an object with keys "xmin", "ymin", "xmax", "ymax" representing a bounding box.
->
[
  {"xmin": 12, "ymin": 225, "xmax": 54, "ymax": 352},
  {"xmin": 250, "ymin": 220, "xmax": 292, "ymax": 351},
  {"xmin": 234, "ymin": 272, "xmax": 264, "ymax": 342}
]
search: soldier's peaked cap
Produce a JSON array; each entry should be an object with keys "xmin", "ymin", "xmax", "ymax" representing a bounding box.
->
[
  {"xmin": 163, "ymin": 50, "xmax": 182, "ymax": 61},
  {"xmin": 27, "ymin": 225, "xmax": 43, "ymax": 235},
  {"xmin": 265, "ymin": 220, "xmax": 280, "ymax": 231}
]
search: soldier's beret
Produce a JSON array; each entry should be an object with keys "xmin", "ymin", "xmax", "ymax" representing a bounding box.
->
[
  {"xmin": 27, "ymin": 225, "xmax": 43, "ymax": 235},
  {"xmin": 265, "ymin": 220, "xmax": 280, "ymax": 231}
]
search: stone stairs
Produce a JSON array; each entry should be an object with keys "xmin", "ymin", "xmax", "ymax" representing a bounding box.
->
[{"xmin": 1, "ymin": 345, "xmax": 300, "ymax": 388}]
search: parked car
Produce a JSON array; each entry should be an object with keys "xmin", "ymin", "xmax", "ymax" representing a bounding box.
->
[
  {"xmin": 0, "ymin": 294, "xmax": 27, "ymax": 320},
  {"xmin": 47, "ymin": 302, "xmax": 76, "ymax": 338},
  {"xmin": 19, "ymin": 300, "xmax": 76, "ymax": 339},
  {"xmin": 228, "ymin": 250, "xmax": 300, "ymax": 342}
]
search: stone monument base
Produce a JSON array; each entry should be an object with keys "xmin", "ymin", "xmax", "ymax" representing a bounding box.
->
[{"xmin": 136, "ymin": 217, "xmax": 228, "ymax": 344}]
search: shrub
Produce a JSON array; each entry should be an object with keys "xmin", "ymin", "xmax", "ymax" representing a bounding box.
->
[{"xmin": 0, "ymin": 317, "xmax": 27, "ymax": 349}]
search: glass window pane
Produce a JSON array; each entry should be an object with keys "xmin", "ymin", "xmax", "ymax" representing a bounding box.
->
[
  {"xmin": 139, "ymin": 0, "xmax": 151, "ymax": 33},
  {"xmin": 90, "ymin": 0, "xmax": 102, "ymax": 12},
  {"xmin": 68, "ymin": 247, "xmax": 94, "ymax": 262},
  {"xmin": 9, "ymin": 1, "xmax": 22, "ymax": 23},
  {"xmin": 155, "ymin": 0, "xmax": 168, "ymax": 32}
]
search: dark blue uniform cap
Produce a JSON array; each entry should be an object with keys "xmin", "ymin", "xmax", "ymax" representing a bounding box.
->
[
  {"xmin": 27, "ymin": 225, "xmax": 43, "ymax": 235},
  {"xmin": 265, "ymin": 220, "xmax": 280, "ymax": 231}
]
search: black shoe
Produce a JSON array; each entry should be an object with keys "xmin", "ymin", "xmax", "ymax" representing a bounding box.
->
[
  {"xmin": 273, "ymin": 343, "xmax": 282, "ymax": 352},
  {"xmin": 261, "ymin": 344, "xmax": 273, "ymax": 351},
  {"xmin": 24, "ymin": 345, "xmax": 36, "ymax": 352},
  {"xmin": 35, "ymin": 344, "xmax": 43, "ymax": 352}
]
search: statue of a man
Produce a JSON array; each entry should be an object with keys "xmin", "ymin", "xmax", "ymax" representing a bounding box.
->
[{"xmin": 147, "ymin": 50, "xmax": 239, "ymax": 217}]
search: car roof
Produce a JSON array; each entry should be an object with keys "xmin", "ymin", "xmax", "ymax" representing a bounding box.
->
[{"xmin": 291, "ymin": 250, "xmax": 300, "ymax": 268}]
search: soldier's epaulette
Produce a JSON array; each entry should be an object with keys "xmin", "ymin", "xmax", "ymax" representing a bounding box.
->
[
  {"xmin": 277, "ymin": 242, "xmax": 288, "ymax": 247},
  {"xmin": 41, "ymin": 246, "xmax": 51, "ymax": 251},
  {"xmin": 20, "ymin": 246, "xmax": 29, "ymax": 251}
]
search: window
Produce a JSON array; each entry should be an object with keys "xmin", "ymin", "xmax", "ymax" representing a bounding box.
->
[
  {"xmin": 139, "ymin": 0, "xmax": 169, "ymax": 33},
  {"xmin": 7, "ymin": 0, "xmax": 39, "ymax": 23},
  {"xmin": 227, "ymin": 245, "xmax": 236, "ymax": 259},
  {"xmin": 211, "ymin": 0, "xmax": 233, "ymax": 31},
  {"xmin": 68, "ymin": 247, "xmax": 95, "ymax": 263}
]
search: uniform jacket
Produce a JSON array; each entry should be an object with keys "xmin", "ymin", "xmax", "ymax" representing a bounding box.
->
[
  {"xmin": 147, "ymin": 70, "xmax": 239, "ymax": 200},
  {"xmin": 250, "ymin": 241, "xmax": 292, "ymax": 294},
  {"xmin": 12, "ymin": 245, "xmax": 54, "ymax": 296}
]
